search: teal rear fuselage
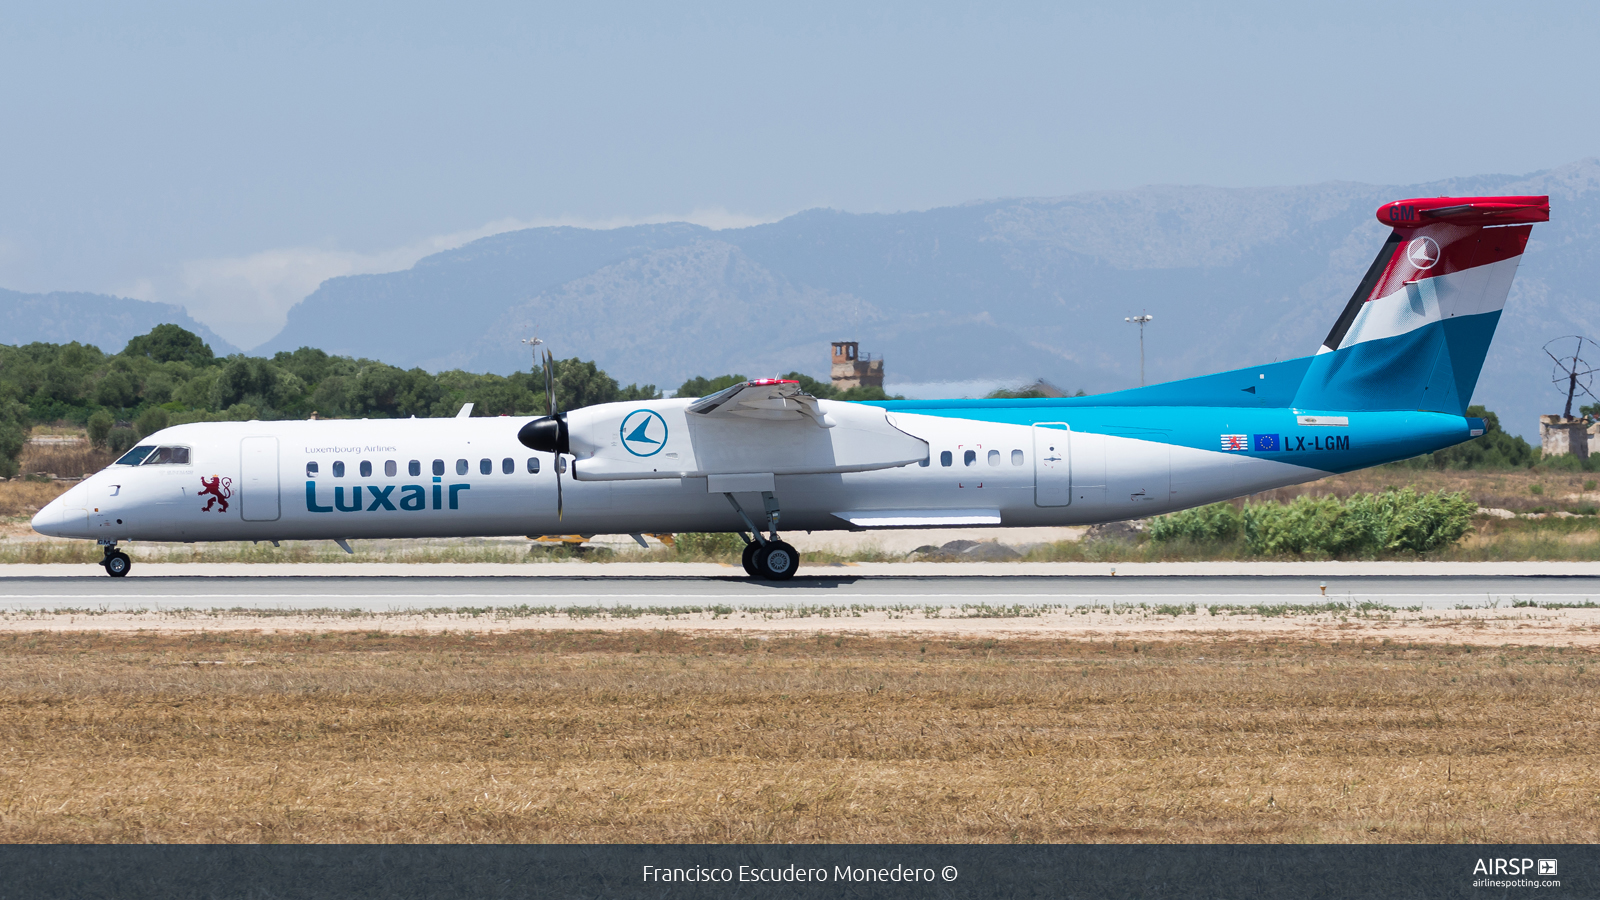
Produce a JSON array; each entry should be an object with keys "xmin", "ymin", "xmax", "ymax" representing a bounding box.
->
[{"xmin": 872, "ymin": 349, "xmax": 1483, "ymax": 476}]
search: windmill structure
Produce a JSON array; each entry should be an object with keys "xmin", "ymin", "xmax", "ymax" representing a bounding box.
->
[{"xmin": 1539, "ymin": 336, "xmax": 1600, "ymax": 459}]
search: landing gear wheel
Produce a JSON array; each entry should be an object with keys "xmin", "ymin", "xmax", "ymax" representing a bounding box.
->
[
  {"xmin": 754, "ymin": 541, "xmax": 799, "ymax": 581},
  {"xmin": 103, "ymin": 551, "xmax": 131, "ymax": 578},
  {"xmin": 741, "ymin": 540, "xmax": 760, "ymax": 577}
]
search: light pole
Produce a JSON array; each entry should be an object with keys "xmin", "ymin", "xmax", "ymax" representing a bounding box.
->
[{"xmin": 1125, "ymin": 314, "xmax": 1154, "ymax": 386}]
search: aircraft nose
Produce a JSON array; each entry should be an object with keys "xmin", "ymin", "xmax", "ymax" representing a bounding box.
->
[{"xmin": 30, "ymin": 496, "xmax": 80, "ymax": 538}]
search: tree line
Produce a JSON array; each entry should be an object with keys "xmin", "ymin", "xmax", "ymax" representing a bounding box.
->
[
  {"xmin": 0, "ymin": 324, "xmax": 905, "ymax": 477},
  {"xmin": 0, "ymin": 325, "xmax": 658, "ymax": 475},
  {"xmin": 0, "ymin": 323, "xmax": 1558, "ymax": 477}
]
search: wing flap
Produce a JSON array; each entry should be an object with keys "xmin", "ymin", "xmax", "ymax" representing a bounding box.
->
[{"xmin": 687, "ymin": 379, "xmax": 833, "ymax": 427}]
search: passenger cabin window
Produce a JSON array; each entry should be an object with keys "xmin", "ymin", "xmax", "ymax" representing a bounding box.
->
[
  {"xmin": 432, "ymin": 459, "xmax": 445, "ymax": 476},
  {"xmin": 306, "ymin": 461, "xmax": 318, "ymax": 477},
  {"xmin": 456, "ymin": 459, "xmax": 468, "ymax": 476},
  {"xmin": 116, "ymin": 445, "xmax": 156, "ymax": 466},
  {"xmin": 359, "ymin": 460, "xmax": 372, "ymax": 478},
  {"xmin": 1012, "ymin": 449, "xmax": 1024, "ymax": 466},
  {"xmin": 479, "ymin": 458, "xmax": 492, "ymax": 475},
  {"xmin": 385, "ymin": 460, "xmax": 397, "ymax": 477},
  {"xmin": 940, "ymin": 451, "xmax": 952, "ymax": 467},
  {"xmin": 963, "ymin": 450, "xmax": 977, "ymax": 466},
  {"xmin": 142, "ymin": 446, "xmax": 190, "ymax": 465},
  {"xmin": 918, "ymin": 456, "xmax": 929, "ymax": 467},
  {"xmin": 501, "ymin": 458, "xmax": 514, "ymax": 475},
  {"xmin": 409, "ymin": 460, "xmax": 421, "ymax": 477},
  {"xmin": 987, "ymin": 449, "xmax": 1001, "ymax": 466},
  {"xmin": 332, "ymin": 461, "xmax": 345, "ymax": 477},
  {"xmin": 527, "ymin": 457, "xmax": 540, "ymax": 474}
]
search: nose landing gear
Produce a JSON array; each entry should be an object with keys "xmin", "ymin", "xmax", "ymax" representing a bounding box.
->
[
  {"xmin": 100, "ymin": 542, "xmax": 131, "ymax": 578},
  {"xmin": 725, "ymin": 491, "xmax": 798, "ymax": 581}
]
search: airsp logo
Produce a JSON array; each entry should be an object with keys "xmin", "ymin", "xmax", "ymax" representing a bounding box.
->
[
  {"xmin": 1407, "ymin": 236, "xmax": 1441, "ymax": 269},
  {"xmin": 619, "ymin": 409, "xmax": 668, "ymax": 457}
]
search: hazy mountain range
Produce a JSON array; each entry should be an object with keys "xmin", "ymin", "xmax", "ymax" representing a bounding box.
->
[
  {"xmin": 7, "ymin": 160, "xmax": 1600, "ymax": 437},
  {"xmin": 0, "ymin": 288, "xmax": 239, "ymax": 357}
]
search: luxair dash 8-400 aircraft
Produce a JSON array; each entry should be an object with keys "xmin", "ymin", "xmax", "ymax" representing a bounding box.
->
[{"xmin": 32, "ymin": 194, "xmax": 1548, "ymax": 579}]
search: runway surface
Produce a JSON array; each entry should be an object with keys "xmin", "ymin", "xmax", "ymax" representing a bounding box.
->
[{"xmin": 1, "ymin": 573, "xmax": 1596, "ymax": 612}]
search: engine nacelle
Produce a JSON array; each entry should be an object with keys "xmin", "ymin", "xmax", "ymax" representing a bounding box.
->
[{"xmin": 562, "ymin": 397, "xmax": 927, "ymax": 481}]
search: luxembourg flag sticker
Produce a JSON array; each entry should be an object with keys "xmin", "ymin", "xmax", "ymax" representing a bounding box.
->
[{"xmin": 1220, "ymin": 434, "xmax": 1248, "ymax": 451}]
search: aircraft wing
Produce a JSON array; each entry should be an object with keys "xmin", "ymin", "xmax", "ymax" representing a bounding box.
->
[
  {"xmin": 566, "ymin": 386, "xmax": 927, "ymax": 482},
  {"xmin": 686, "ymin": 379, "xmax": 832, "ymax": 427}
]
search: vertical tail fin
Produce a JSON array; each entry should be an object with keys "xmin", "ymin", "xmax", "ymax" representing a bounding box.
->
[{"xmin": 1292, "ymin": 195, "xmax": 1549, "ymax": 415}]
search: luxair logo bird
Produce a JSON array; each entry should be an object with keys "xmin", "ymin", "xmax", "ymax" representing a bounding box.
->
[
  {"xmin": 619, "ymin": 409, "xmax": 668, "ymax": 457},
  {"xmin": 1407, "ymin": 236, "xmax": 1440, "ymax": 269}
]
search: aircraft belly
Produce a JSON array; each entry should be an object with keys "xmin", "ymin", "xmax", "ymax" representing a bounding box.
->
[{"xmin": 77, "ymin": 413, "xmax": 1344, "ymax": 547}]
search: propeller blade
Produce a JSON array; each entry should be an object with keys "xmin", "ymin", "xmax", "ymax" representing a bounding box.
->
[
  {"xmin": 543, "ymin": 349, "xmax": 557, "ymax": 417},
  {"xmin": 545, "ymin": 349, "xmax": 562, "ymax": 518}
]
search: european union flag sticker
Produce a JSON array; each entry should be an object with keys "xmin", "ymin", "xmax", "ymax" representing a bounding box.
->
[{"xmin": 1253, "ymin": 434, "xmax": 1279, "ymax": 452}]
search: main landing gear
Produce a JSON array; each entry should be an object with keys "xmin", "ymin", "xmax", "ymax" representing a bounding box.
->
[
  {"xmin": 100, "ymin": 541, "xmax": 131, "ymax": 578},
  {"xmin": 725, "ymin": 491, "xmax": 798, "ymax": 581}
]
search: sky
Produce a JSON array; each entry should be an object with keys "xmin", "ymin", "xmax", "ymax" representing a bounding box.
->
[{"xmin": 2, "ymin": 1, "xmax": 1598, "ymax": 349}]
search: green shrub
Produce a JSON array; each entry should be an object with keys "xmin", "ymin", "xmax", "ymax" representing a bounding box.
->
[
  {"xmin": 1151, "ymin": 489, "xmax": 1475, "ymax": 558},
  {"xmin": 1147, "ymin": 502, "xmax": 1242, "ymax": 543},
  {"xmin": 134, "ymin": 406, "xmax": 170, "ymax": 439},
  {"xmin": 1341, "ymin": 488, "xmax": 1476, "ymax": 553},
  {"xmin": 107, "ymin": 427, "xmax": 138, "ymax": 455},
  {"xmin": 1242, "ymin": 496, "xmax": 1356, "ymax": 556},
  {"xmin": 86, "ymin": 410, "xmax": 114, "ymax": 448},
  {"xmin": 0, "ymin": 401, "xmax": 26, "ymax": 478},
  {"xmin": 673, "ymin": 532, "xmax": 744, "ymax": 560}
]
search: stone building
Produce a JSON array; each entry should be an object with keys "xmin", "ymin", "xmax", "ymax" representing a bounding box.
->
[
  {"xmin": 1539, "ymin": 415, "xmax": 1596, "ymax": 460},
  {"xmin": 830, "ymin": 341, "xmax": 884, "ymax": 391}
]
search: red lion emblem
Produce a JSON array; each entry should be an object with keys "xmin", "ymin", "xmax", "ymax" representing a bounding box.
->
[{"xmin": 198, "ymin": 476, "xmax": 232, "ymax": 513}]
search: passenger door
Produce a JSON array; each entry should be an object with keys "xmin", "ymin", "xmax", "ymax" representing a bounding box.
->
[
  {"xmin": 239, "ymin": 436, "xmax": 281, "ymax": 522},
  {"xmin": 1032, "ymin": 423, "xmax": 1072, "ymax": 507}
]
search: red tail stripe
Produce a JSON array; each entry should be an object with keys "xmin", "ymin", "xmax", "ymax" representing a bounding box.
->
[{"xmin": 1362, "ymin": 224, "xmax": 1532, "ymax": 302}]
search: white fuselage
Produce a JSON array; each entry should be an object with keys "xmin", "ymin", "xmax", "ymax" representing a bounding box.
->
[{"xmin": 32, "ymin": 406, "xmax": 1326, "ymax": 543}]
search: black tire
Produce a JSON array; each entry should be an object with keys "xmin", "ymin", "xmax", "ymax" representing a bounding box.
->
[
  {"xmin": 104, "ymin": 551, "xmax": 131, "ymax": 578},
  {"xmin": 754, "ymin": 541, "xmax": 799, "ymax": 581},
  {"xmin": 741, "ymin": 541, "xmax": 760, "ymax": 577}
]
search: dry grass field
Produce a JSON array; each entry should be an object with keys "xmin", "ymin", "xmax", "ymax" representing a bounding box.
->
[
  {"xmin": 16, "ymin": 440, "xmax": 116, "ymax": 482},
  {"xmin": 1252, "ymin": 465, "xmax": 1596, "ymax": 513},
  {"xmin": 1, "ymin": 630, "xmax": 1595, "ymax": 844}
]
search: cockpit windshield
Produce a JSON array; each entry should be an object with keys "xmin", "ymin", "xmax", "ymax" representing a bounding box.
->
[
  {"xmin": 141, "ymin": 446, "xmax": 191, "ymax": 465},
  {"xmin": 115, "ymin": 445, "xmax": 155, "ymax": 466}
]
